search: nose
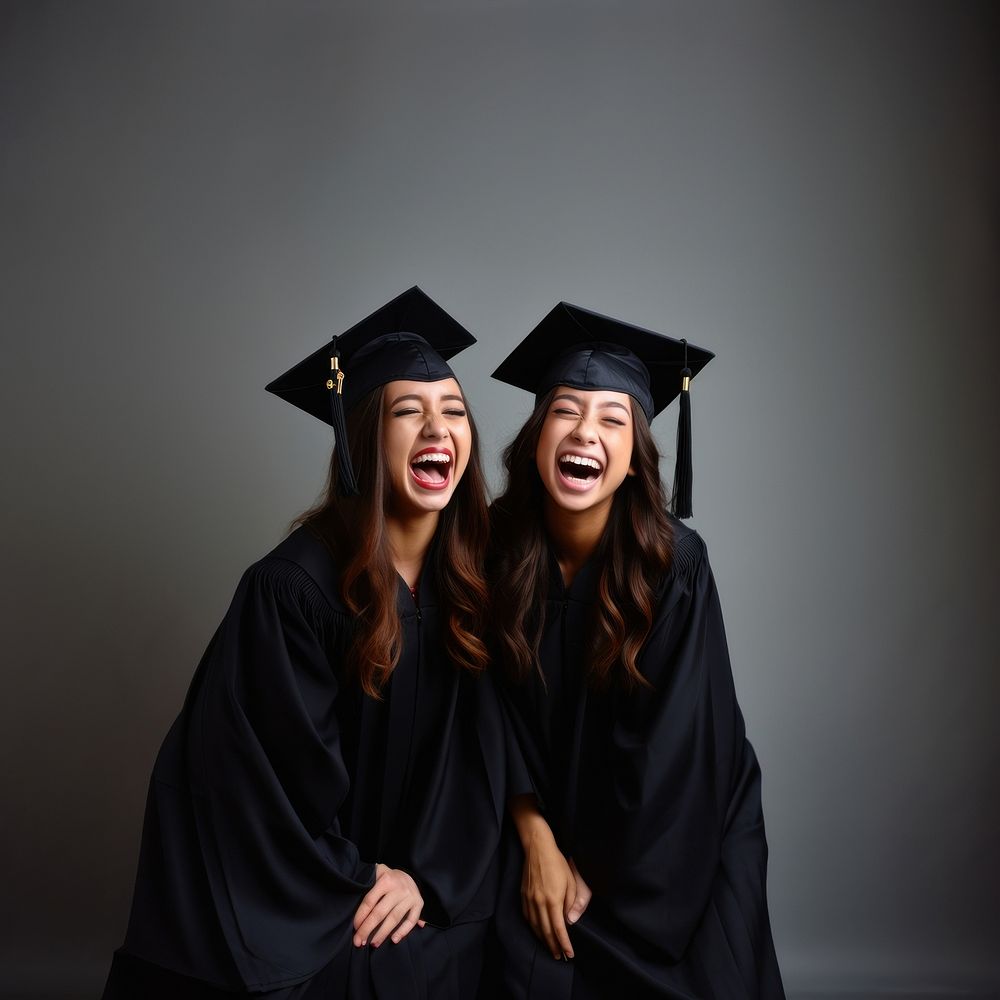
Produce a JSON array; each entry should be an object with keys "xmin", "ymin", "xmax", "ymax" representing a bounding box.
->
[
  {"xmin": 571, "ymin": 413, "xmax": 597, "ymax": 445},
  {"xmin": 422, "ymin": 410, "xmax": 448, "ymax": 440}
]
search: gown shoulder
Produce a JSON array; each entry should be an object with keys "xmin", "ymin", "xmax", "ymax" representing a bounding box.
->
[
  {"xmin": 666, "ymin": 514, "xmax": 708, "ymax": 578},
  {"xmin": 246, "ymin": 524, "xmax": 351, "ymax": 617}
]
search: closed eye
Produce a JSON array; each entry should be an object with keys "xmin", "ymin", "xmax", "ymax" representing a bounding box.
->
[
  {"xmin": 603, "ymin": 417, "xmax": 626, "ymax": 426},
  {"xmin": 553, "ymin": 408, "xmax": 581, "ymax": 417},
  {"xmin": 392, "ymin": 408, "xmax": 421, "ymax": 417},
  {"xmin": 444, "ymin": 408, "xmax": 467, "ymax": 417}
]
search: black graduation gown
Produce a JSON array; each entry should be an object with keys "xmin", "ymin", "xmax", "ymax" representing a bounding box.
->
[
  {"xmin": 103, "ymin": 526, "xmax": 506, "ymax": 999},
  {"xmin": 490, "ymin": 520, "xmax": 784, "ymax": 999}
]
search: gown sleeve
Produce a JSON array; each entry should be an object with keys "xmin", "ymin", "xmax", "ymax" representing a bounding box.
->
[
  {"xmin": 126, "ymin": 555, "xmax": 376, "ymax": 992},
  {"xmin": 498, "ymin": 682, "xmax": 538, "ymax": 802},
  {"xmin": 571, "ymin": 531, "xmax": 781, "ymax": 994}
]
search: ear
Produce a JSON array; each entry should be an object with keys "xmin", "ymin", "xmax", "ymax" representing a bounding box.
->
[{"xmin": 627, "ymin": 464, "xmax": 637, "ymax": 477}]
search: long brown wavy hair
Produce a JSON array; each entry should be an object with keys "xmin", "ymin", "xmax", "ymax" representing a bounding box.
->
[
  {"xmin": 490, "ymin": 387, "xmax": 674, "ymax": 689},
  {"xmin": 296, "ymin": 384, "xmax": 490, "ymax": 698}
]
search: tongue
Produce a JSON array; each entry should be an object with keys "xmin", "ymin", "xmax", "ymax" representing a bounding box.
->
[
  {"xmin": 561, "ymin": 461, "xmax": 597, "ymax": 481},
  {"xmin": 413, "ymin": 463, "xmax": 446, "ymax": 484}
]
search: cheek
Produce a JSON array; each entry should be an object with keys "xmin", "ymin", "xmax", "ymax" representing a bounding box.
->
[
  {"xmin": 534, "ymin": 439, "xmax": 551, "ymax": 480},
  {"xmin": 536, "ymin": 423, "xmax": 558, "ymax": 466},
  {"xmin": 453, "ymin": 422, "xmax": 473, "ymax": 473},
  {"xmin": 608, "ymin": 431, "xmax": 635, "ymax": 476},
  {"xmin": 382, "ymin": 425, "xmax": 411, "ymax": 474}
]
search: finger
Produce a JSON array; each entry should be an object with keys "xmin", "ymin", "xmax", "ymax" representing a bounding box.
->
[
  {"xmin": 371, "ymin": 900, "xmax": 413, "ymax": 948},
  {"xmin": 523, "ymin": 893, "xmax": 551, "ymax": 952},
  {"xmin": 390, "ymin": 913, "xmax": 419, "ymax": 945},
  {"xmin": 520, "ymin": 865, "xmax": 536, "ymax": 926},
  {"xmin": 356, "ymin": 893, "xmax": 401, "ymax": 945},
  {"xmin": 567, "ymin": 860, "xmax": 591, "ymax": 924},
  {"xmin": 566, "ymin": 880, "xmax": 591, "ymax": 924},
  {"xmin": 548, "ymin": 901, "xmax": 574, "ymax": 959},
  {"xmin": 354, "ymin": 881, "xmax": 388, "ymax": 933},
  {"xmin": 391, "ymin": 903, "xmax": 424, "ymax": 944},
  {"xmin": 533, "ymin": 904, "xmax": 553, "ymax": 957},
  {"xmin": 357, "ymin": 896, "xmax": 399, "ymax": 945},
  {"xmin": 562, "ymin": 875, "xmax": 578, "ymax": 920},
  {"xmin": 535, "ymin": 904, "xmax": 561, "ymax": 961}
]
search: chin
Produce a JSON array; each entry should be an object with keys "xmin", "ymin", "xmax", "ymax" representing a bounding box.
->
[
  {"xmin": 550, "ymin": 493, "xmax": 606, "ymax": 514},
  {"xmin": 406, "ymin": 487, "xmax": 456, "ymax": 515}
]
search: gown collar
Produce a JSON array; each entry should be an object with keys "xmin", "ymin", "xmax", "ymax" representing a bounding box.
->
[
  {"xmin": 394, "ymin": 533, "xmax": 439, "ymax": 616},
  {"xmin": 545, "ymin": 538, "xmax": 602, "ymax": 605}
]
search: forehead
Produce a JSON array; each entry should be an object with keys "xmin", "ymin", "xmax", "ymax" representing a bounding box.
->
[
  {"xmin": 550, "ymin": 386, "xmax": 633, "ymax": 412},
  {"xmin": 383, "ymin": 377, "xmax": 463, "ymax": 403}
]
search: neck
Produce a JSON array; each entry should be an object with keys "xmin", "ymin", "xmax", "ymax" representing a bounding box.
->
[
  {"xmin": 543, "ymin": 496, "xmax": 611, "ymax": 587},
  {"xmin": 385, "ymin": 510, "xmax": 439, "ymax": 589}
]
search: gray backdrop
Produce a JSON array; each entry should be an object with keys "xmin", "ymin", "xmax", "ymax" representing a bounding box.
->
[{"xmin": 2, "ymin": 1, "xmax": 998, "ymax": 997}]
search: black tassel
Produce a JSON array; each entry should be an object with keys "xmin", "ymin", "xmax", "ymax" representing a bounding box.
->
[
  {"xmin": 672, "ymin": 339, "xmax": 693, "ymax": 519},
  {"xmin": 327, "ymin": 337, "xmax": 360, "ymax": 497}
]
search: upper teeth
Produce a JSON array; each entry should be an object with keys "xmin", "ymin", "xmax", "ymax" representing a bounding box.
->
[
  {"xmin": 413, "ymin": 452, "xmax": 451, "ymax": 464},
  {"xmin": 561, "ymin": 455, "xmax": 601, "ymax": 470}
]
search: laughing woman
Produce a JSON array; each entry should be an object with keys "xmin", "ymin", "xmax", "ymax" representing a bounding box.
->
[
  {"xmin": 488, "ymin": 303, "xmax": 784, "ymax": 999},
  {"xmin": 103, "ymin": 289, "xmax": 505, "ymax": 1000}
]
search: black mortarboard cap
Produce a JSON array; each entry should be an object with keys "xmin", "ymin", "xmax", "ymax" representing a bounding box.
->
[
  {"xmin": 491, "ymin": 301, "xmax": 714, "ymax": 518},
  {"xmin": 266, "ymin": 286, "xmax": 476, "ymax": 496}
]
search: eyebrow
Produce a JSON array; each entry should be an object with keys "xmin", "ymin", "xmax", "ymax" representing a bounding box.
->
[
  {"xmin": 388, "ymin": 392, "xmax": 466, "ymax": 408},
  {"xmin": 552, "ymin": 393, "xmax": 630, "ymax": 414}
]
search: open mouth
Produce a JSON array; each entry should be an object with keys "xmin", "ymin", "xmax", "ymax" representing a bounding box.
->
[
  {"xmin": 410, "ymin": 448, "xmax": 453, "ymax": 491},
  {"xmin": 557, "ymin": 453, "xmax": 603, "ymax": 490}
]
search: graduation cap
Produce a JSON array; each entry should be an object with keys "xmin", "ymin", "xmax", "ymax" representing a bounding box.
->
[
  {"xmin": 266, "ymin": 286, "xmax": 476, "ymax": 496},
  {"xmin": 491, "ymin": 301, "xmax": 714, "ymax": 518}
]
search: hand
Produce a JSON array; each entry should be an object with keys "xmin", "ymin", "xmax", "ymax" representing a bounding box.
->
[
  {"xmin": 510, "ymin": 801, "xmax": 576, "ymax": 960},
  {"xmin": 353, "ymin": 864, "xmax": 424, "ymax": 947},
  {"xmin": 566, "ymin": 858, "xmax": 592, "ymax": 925}
]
